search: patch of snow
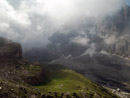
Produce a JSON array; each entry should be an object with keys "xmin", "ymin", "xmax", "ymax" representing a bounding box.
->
[
  {"xmin": 50, "ymin": 54, "xmax": 66, "ymax": 63},
  {"xmin": 50, "ymin": 60, "xmax": 57, "ymax": 64},
  {"xmin": 100, "ymin": 50, "xmax": 110, "ymax": 56},
  {"xmin": 81, "ymin": 43, "xmax": 96, "ymax": 57},
  {"xmin": 65, "ymin": 53, "xmax": 72, "ymax": 59}
]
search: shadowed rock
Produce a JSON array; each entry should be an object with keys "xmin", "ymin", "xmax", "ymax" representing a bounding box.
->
[{"xmin": 0, "ymin": 37, "xmax": 22, "ymax": 63}]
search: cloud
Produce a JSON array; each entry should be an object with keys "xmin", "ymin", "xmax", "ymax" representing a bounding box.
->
[
  {"xmin": 104, "ymin": 36, "xmax": 116, "ymax": 44},
  {"xmin": 72, "ymin": 36, "xmax": 90, "ymax": 46},
  {"xmin": 72, "ymin": 31, "xmax": 90, "ymax": 46},
  {"xmin": 0, "ymin": 0, "xmax": 124, "ymax": 50}
]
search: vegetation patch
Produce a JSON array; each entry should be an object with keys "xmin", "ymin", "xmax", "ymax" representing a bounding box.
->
[{"xmin": 0, "ymin": 64, "xmax": 119, "ymax": 98}]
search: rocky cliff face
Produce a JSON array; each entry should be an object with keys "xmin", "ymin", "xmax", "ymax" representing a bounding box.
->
[
  {"xmin": 96, "ymin": 5, "xmax": 130, "ymax": 57},
  {"xmin": 0, "ymin": 37, "xmax": 22, "ymax": 63}
]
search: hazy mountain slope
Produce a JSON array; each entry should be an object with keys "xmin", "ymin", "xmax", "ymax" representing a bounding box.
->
[{"xmin": 51, "ymin": 52, "xmax": 130, "ymax": 92}]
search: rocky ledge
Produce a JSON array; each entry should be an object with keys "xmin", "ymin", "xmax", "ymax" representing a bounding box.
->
[{"xmin": 0, "ymin": 37, "xmax": 22, "ymax": 63}]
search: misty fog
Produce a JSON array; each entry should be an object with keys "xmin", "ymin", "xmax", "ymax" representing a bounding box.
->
[{"xmin": 0, "ymin": 0, "xmax": 125, "ymax": 51}]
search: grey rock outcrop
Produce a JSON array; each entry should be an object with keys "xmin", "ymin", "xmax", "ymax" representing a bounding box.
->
[{"xmin": 0, "ymin": 37, "xmax": 22, "ymax": 62}]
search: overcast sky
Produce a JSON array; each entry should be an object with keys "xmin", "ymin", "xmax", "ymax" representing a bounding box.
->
[
  {"xmin": 0, "ymin": 0, "xmax": 125, "ymax": 50},
  {"xmin": 126, "ymin": 0, "xmax": 130, "ymax": 5}
]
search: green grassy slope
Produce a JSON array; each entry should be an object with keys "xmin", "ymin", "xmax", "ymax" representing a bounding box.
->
[
  {"xmin": 34, "ymin": 64, "xmax": 119, "ymax": 98},
  {"xmin": 0, "ymin": 63, "xmax": 119, "ymax": 98}
]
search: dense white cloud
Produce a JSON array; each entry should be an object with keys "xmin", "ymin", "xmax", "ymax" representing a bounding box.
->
[
  {"xmin": 0, "ymin": 0, "xmax": 124, "ymax": 49},
  {"xmin": 72, "ymin": 31, "xmax": 90, "ymax": 46},
  {"xmin": 72, "ymin": 36, "xmax": 90, "ymax": 46}
]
